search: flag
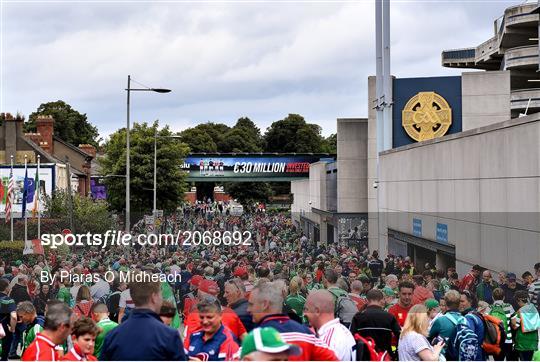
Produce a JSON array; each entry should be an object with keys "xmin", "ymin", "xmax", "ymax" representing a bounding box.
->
[
  {"xmin": 32, "ymin": 168, "xmax": 40, "ymax": 218},
  {"xmin": 23, "ymin": 239, "xmax": 44, "ymax": 255},
  {"xmin": 5, "ymin": 170, "xmax": 13, "ymax": 223},
  {"xmin": 0, "ymin": 178, "xmax": 4, "ymax": 203},
  {"xmin": 21, "ymin": 166, "xmax": 28, "ymax": 218}
]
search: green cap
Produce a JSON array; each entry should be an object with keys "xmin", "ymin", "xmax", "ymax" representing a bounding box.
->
[
  {"xmin": 240, "ymin": 327, "xmax": 301, "ymax": 358},
  {"xmin": 382, "ymin": 287, "xmax": 395, "ymax": 297},
  {"xmin": 425, "ymin": 298, "xmax": 439, "ymax": 310}
]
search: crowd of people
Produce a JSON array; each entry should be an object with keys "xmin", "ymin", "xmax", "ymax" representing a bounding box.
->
[{"xmin": 0, "ymin": 205, "xmax": 540, "ymax": 361}]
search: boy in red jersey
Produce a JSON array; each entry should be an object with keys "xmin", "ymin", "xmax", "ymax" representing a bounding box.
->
[{"xmin": 62, "ymin": 318, "xmax": 99, "ymax": 361}]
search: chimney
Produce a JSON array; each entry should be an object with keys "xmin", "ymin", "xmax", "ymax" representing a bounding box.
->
[
  {"xmin": 36, "ymin": 115, "xmax": 54, "ymax": 154},
  {"xmin": 3, "ymin": 112, "xmax": 24, "ymax": 159},
  {"xmin": 78, "ymin": 144, "xmax": 96, "ymax": 158}
]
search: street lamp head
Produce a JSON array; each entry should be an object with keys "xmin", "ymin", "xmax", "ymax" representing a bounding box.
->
[{"xmin": 151, "ymin": 88, "xmax": 172, "ymax": 93}]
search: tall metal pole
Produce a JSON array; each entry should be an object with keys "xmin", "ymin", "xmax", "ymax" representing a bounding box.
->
[
  {"xmin": 10, "ymin": 155, "xmax": 13, "ymax": 242},
  {"xmin": 24, "ymin": 155, "xmax": 28, "ymax": 244},
  {"xmin": 376, "ymin": 0, "xmax": 384, "ymax": 155},
  {"xmin": 126, "ymin": 75, "xmax": 131, "ymax": 233},
  {"xmin": 382, "ymin": 0, "xmax": 392, "ymax": 151},
  {"xmin": 66, "ymin": 160, "xmax": 74, "ymax": 232},
  {"xmin": 37, "ymin": 155, "xmax": 41, "ymax": 239},
  {"xmin": 153, "ymin": 127, "xmax": 157, "ymax": 215}
]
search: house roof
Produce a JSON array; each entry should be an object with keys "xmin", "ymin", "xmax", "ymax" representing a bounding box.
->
[{"xmin": 53, "ymin": 136, "xmax": 93, "ymax": 160}]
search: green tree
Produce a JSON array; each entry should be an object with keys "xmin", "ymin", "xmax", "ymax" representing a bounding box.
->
[
  {"xmin": 100, "ymin": 121, "xmax": 189, "ymax": 213},
  {"xmin": 45, "ymin": 190, "xmax": 113, "ymax": 234},
  {"xmin": 178, "ymin": 127, "xmax": 218, "ymax": 152},
  {"xmin": 219, "ymin": 118, "xmax": 263, "ymax": 153},
  {"xmin": 263, "ymin": 114, "xmax": 324, "ymax": 153},
  {"xmin": 25, "ymin": 101, "xmax": 100, "ymax": 146},
  {"xmin": 321, "ymin": 133, "xmax": 337, "ymax": 154}
]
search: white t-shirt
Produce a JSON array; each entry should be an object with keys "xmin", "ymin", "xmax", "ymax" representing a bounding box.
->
[
  {"xmin": 398, "ymin": 331, "xmax": 434, "ymax": 361},
  {"xmin": 119, "ymin": 289, "xmax": 135, "ymax": 309},
  {"xmin": 317, "ymin": 318, "xmax": 356, "ymax": 361}
]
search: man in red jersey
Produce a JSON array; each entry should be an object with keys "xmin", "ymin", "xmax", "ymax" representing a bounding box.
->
[
  {"xmin": 22, "ymin": 302, "xmax": 72, "ymax": 361},
  {"xmin": 248, "ymin": 281, "xmax": 338, "ymax": 361},
  {"xmin": 388, "ymin": 281, "xmax": 414, "ymax": 327},
  {"xmin": 184, "ymin": 279, "xmax": 246, "ymax": 343}
]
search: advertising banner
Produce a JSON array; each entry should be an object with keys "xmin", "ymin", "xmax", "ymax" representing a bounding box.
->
[
  {"xmin": 182, "ymin": 154, "xmax": 335, "ymax": 182},
  {"xmin": 0, "ymin": 164, "xmax": 55, "ymax": 218}
]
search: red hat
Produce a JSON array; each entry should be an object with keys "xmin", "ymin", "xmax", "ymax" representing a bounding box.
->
[
  {"xmin": 234, "ymin": 267, "xmax": 248, "ymax": 278},
  {"xmin": 199, "ymin": 279, "xmax": 219, "ymax": 296},
  {"xmin": 190, "ymin": 275, "xmax": 204, "ymax": 287}
]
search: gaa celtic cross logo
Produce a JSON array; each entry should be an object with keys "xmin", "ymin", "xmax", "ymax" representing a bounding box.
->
[{"xmin": 402, "ymin": 91, "xmax": 452, "ymax": 142}]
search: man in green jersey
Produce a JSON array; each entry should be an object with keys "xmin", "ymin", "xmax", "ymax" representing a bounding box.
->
[
  {"xmin": 91, "ymin": 303, "xmax": 118, "ymax": 359},
  {"xmin": 16, "ymin": 301, "xmax": 44, "ymax": 353}
]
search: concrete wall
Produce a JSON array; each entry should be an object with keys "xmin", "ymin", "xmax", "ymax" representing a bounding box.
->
[
  {"xmin": 462, "ymin": 71, "xmax": 511, "ymax": 131},
  {"xmin": 378, "ymin": 113, "xmax": 540, "ymax": 276},
  {"xmin": 367, "ymin": 77, "xmax": 381, "ymax": 253},
  {"xmin": 337, "ymin": 118, "xmax": 368, "ymax": 213}
]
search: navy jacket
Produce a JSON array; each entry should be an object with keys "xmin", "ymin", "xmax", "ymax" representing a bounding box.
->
[{"xmin": 100, "ymin": 308, "xmax": 186, "ymax": 361}]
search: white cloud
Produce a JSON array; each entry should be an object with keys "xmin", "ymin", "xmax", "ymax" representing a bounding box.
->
[{"xmin": 0, "ymin": 1, "xmax": 515, "ymax": 139}]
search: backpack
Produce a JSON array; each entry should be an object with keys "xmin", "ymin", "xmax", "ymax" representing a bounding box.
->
[
  {"xmin": 329, "ymin": 289, "xmax": 357, "ymax": 327},
  {"xmin": 477, "ymin": 313, "xmax": 504, "ymax": 355},
  {"xmin": 446, "ymin": 313, "xmax": 481, "ymax": 361},
  {"xmin": 354, "ymin": 334, "xmax": 391, "ymax": 361}
]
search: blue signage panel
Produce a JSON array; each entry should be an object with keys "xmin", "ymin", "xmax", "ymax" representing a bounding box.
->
[
  {"xmin": 436, "ymin": 223, "xmax": 448, "ymax": 243},
  {"xmin": 393, "ymin": 76, "xmax": 462, "ymax": 148},
  {"xmin": 413, "ymin": 218, "xmax": 422, "ymax": 237}
]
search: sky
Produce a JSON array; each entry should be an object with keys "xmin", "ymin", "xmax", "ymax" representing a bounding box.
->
[{"xmin": 0, "ymin": 0, "xmax": 517, "ymax": 140}]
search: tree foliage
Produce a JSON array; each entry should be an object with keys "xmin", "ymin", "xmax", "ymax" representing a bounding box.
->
[
  {"xmin": 224, "ymin": 182, "xmax": 273, "ymax": 206},
  {"xmin": 45, "ymin": 190, "xmax": 114, "ymax": 234},
  {"xmin": 100, "ymin": 122, "xmax": 189, "ymax": 213},
  {"xmin": 25, "ymin": 101, "xmax": 100, "ymax": 147},
  {"xmin": 322, "ymin": 133, "xmax": 337, "ymax": 154},
  {"xmin": 263, "ymin": 114, "xmax": 325, "ymax": 153}
]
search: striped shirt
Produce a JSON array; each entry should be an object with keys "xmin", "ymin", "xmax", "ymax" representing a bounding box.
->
[
  {"xmin": 528, "ymin": 280, "xmax": 540, "ymax": 307},
  {"xmin": 491, "ymin": 300, "xmax": 514, "ymax": 343},
  {"xmin": 317, "ymin": 318, "xmax": 356, "ymax": 361}
]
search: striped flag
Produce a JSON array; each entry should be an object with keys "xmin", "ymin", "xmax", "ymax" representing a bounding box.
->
[{"xmin": 5, "ymin": 170, "xmax": 13, "ymax": 223}]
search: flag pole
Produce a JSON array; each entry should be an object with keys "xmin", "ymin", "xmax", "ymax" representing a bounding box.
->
[
  {"xmin": 10, "ymin": 155, "xmax": 13, "ymax": 242},
  {"xmin": 24, "ymin": 154, "xmax": 28, "ymax": 245},
  {"xmin": 37, "ymin": 155, "xmax": 41, "ymax": 239}
]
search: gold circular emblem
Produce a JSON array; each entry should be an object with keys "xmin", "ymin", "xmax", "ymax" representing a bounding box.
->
[{"xmin": 402, "ymin": 91, "xmax": 452, "ymax": 142}]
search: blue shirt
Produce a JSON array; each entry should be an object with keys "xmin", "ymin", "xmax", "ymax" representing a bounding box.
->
[
  {"xmin": 186, "ymin": 325, "xmax": 238, "ymax": 361},
  {"xmin": 100, "ymin": 308, "xmax": 186, "ymax": 361}
]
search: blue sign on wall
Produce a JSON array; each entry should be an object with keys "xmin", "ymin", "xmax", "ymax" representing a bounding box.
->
[
  {"xmin": 413, "ymin": 218, "xmax": 422, "ymax": 237},
  {"xmin": 393, "ymin": 76, "xmax": 462, "ymax": 148},
  {"xmin": 436, "ymin": 223, "xmax": 448, "ymax": 243}
]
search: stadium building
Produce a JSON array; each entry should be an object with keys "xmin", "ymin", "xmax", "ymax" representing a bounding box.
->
[{"xmin": 292, "ymin": 2, "xmax": 540, "ymax": 277}]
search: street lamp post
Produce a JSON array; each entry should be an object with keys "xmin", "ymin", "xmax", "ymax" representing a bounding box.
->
[
  {"xmin": 153, "ymin": 129, "xmax": 181, "ymax": 215},
  {"xmin": 125, "ymin": 75, "xmax": 171, "ymax": 233}
]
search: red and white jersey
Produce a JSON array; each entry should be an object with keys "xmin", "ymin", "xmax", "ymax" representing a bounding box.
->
[
  {"xmin": 317, "ymin": 318, "xmax": 356, "ymax": 361},
  {"xmin": 62, "ymin": 345, "xmax": 97, "ymax": 361},
  {"xmin": 22, "ymin": 333, "xmax": 58, "ymax": 361}
]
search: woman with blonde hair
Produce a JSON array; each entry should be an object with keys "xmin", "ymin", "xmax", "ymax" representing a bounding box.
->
[
  {"xmin": 284, "ymin": 276, "xmax": 306, "ymax": 323},
  {"xmin": 398, "ymin": 304, "xmax": 444, "ymax": 361}
]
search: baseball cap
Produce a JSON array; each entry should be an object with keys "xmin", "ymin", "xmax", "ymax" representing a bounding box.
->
[
  {"xmin": 507, "ymin": 272, "xmax": 517, "ymax": 281},
  {"xmin": 199, "ymin": 279, "xmax": 219, "ymax": 296},
  {"xmin": 382, "ymin": 287, "xmax": 395, "ymax": 297},
  {"xmin": 190, "ymin": 275, "xmax": 204, "ymax": 287},
  {"xmin": 425, "ymin": 298, "xmax": 439, "ymax": 310},
  {"xmin": 240, "ymin": 327, "xmax": 301, "ymax": 359}
]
